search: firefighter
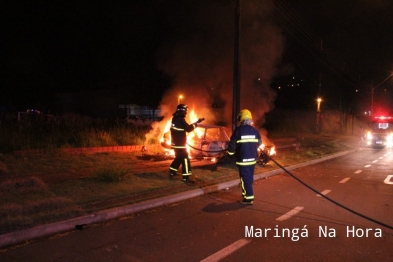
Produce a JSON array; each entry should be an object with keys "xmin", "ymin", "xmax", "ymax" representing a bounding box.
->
[
  {"xmin": 169, "ymin": 104, "xmax": 204, "ymax": 184},
  {"xmin": 228, "ymin": 109, "xmax": 262, "ymax": 204}
]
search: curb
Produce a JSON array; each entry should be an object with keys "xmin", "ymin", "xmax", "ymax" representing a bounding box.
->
[
  {"xmin": 0, "ymin": 149, "xmax": 357, "ymax": 249},
  {"xmin": 13, "ymin": 144, "xmax": 161, "ymax": 155}
]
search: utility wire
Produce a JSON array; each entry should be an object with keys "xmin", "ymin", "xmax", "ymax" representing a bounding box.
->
[
  {"xmin": 273, "ymin": 0, "xmax": 352, "ymax": 75},
  {"xmin": 272, "ymin": 0, "xmax": 367, "ymax": 90}
]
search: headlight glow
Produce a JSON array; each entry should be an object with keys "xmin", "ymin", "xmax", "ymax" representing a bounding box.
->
[{"xmin": 387, "ymin": 133, "xmax": 393, "ymax": 148}]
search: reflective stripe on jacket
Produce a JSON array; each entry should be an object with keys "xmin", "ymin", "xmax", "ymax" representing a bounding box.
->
[
  {"xmin": 170, "ymin": 114, "xmax": 196, "ymax": 148},
  {"xmin": 227, "ymin": 124, "xmax": 262, "ymax": 166}
]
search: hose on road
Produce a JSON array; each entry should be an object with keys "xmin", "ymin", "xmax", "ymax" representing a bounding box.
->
[{"xmin": 266, "ymin": 154, "xmax": 393, "ymax": 231}]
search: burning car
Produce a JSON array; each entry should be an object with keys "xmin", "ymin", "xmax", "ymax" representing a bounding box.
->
[
  {"xmin": 187, "ymin": 124, "xmax": 230, "ymax": 159},
  {"xmin": 161, "ymin": 124, "xmax": 230, "ymax": 160},
  {"xmin": 156, "ymin": 104, "xmax": 276, "ymax": 162},
  {"xmin": 161, "ymin": 122, "xmax": 276, "ymax": 164}
]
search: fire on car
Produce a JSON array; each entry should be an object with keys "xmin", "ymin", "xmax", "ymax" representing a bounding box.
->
[
  {"xmin": 159, "ymin": 109, "xmax": 276, "ymax": 164},
  {"xmin": 161, "ymin": 123, "xmax": 230, "ymax": 161}
]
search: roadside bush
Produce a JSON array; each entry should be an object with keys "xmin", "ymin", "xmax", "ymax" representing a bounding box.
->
[
  {"xmin": 92, "ymin": 167, "xmax": 129, "ymax": 183},
  {"xmin": 0, "ymin": 114, "xmax": 151, "ymax": 153}
]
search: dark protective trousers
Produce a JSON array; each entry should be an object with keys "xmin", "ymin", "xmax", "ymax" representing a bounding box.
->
[
  {"xmin": 239, "ymin": 165, "xmax": 255, "ymax": 200},
  {"xmin": 169, "ymin": 148, "xmax": 192, "ymax": 178}
]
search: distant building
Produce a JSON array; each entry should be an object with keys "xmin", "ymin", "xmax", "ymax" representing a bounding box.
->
[
  {"xmin": 57, "ymin": 89, "xmax": 160, "ymax": 118},
  {"xmin": 119, "ymin": 104, "xmax": 162, "ymax": 120}
]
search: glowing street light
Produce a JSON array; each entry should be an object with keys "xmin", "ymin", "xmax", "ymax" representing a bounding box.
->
[
  {"xmin": 178, "ymin": 95, "xmax": 183, "ymax": 105},
  {"xmin": 317, "ymin": 98, "xmax": 322, "ymax": 112},
  {"xmin": 316, "ymin": 98, "xmax": 322, "ymax": 134}
]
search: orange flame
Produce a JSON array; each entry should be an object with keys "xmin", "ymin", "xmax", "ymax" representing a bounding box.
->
[
  {"xmin": 259, "ymin": 144, "xmax": 276, "ymax": 156},
  {"xmin": 270, "ymin": 146, "xmax": 276, "ymax": 156}
]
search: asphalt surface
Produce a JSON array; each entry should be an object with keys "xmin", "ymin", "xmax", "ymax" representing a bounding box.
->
[{"xmin": 0, "ymin": 149, "xmax": 356, "ymax": 249}]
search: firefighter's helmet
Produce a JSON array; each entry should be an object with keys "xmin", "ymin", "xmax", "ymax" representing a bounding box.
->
[
  {"xmin": 176, "ymin": 104, "xmax": 188, "ymax": 112},
  {"xmin": 238, "ymin": 109, "xmax": 252, "ymax": 122}
]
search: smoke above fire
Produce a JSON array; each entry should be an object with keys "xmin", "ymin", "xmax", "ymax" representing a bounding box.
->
[{"xmin": 145, "ymin": 0, "xmax": 284, "ymax": 144}]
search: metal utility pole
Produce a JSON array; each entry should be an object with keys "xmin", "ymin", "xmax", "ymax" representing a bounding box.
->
[
  {"xmin": 232, "ymin": 0, "xmax": 241, "ymax": 132},
  {"xmin": 316, "ymin": 98, "xmax": 322, "ymax": 134}
]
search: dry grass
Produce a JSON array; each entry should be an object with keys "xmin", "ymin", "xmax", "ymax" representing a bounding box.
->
[
  {"xmin": 0, "ymin": 177, "xmax": 83, "ymax": 234},
  {"xmin": 0, "ymin": 133, "xmax": 358, "ymax": 235}
]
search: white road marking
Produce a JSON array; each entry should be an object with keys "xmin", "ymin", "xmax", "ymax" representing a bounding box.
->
[
  {"xmin": 354, "ymin": 170, "xmax": 362, "ymax": 174},
  {"xmin": 339, "ymin": 177, "xmax": 350, "ymax": 183},
  {"xmin": 384, "ymin": 175, "xmax": 393, "ymax": 185},
  {"xmin": 276, "ymin": 206, "xmax": 304, "ymax": 221},
  {"xmin": 316, "ymin": 189, "xmax": 331, "ymax": 197},
  {"xmin": 200, "ymin": 238, "xmax": 251, "ymax": 262},
  {"xmin": 365, "ymin": 165, "xmax": 371, "ymax": 168},
  {"xmin": 372, "ymin": 160, "xmax": 378, "ymax": 163}
]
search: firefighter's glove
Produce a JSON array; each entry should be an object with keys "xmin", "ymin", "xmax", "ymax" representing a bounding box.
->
[
  {"xmin": 227, "ymin": 152, "xmax": 235, "ymax": 160},
  {"xmin": 197, "ymin": 118, "xmax": 205, "ymax": 123},
  {"xmin": 194, "ymin": 118, "xmax": 205, "ymax": 126}
]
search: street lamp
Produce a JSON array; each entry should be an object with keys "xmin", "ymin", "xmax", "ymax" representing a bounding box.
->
[
  {"xmin": 371, "ymin": 73, "xmax": 393, "ymax": 115},
  {"xmin": 316, "ymin": 98, "xmax": 322, "ymax": 134},
  {"xmin": 178, "ymin": 95, "xmax": 183, "ymax": 105},
  {"xmin": 317, "ymin": 98, "xmax": 322, "ymax": 112}
]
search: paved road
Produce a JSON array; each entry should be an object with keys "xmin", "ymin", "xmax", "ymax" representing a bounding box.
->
[{"xmin": 1, "ymin": 147, "xmax": 393, "ymax": 261}]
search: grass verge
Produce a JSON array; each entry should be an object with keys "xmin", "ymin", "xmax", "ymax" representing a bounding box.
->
[{"xmin": 0, "ymin": 133, "xmax": 358, "ymax": 235}]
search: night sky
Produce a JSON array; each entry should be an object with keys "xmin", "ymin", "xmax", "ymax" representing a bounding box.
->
[
  {"xmin": 2, "ymin": 0, "xmax": 393, "ymax": 116},
  {"xmin": 275, "ymin": 0, "xmax": 393, "ymax": 114}
]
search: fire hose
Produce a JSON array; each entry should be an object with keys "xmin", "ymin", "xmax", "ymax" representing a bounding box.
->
[
  {"xmin": 186, "ymin": 142, "xmax": 228, "ymax": 153},
  {"xmin": 185, "ymin": 143, "xmax": 273, "ymax": 166},
  {"xmin": 260, "ymin": 151, "xmax": 393, "ymax": 231}
]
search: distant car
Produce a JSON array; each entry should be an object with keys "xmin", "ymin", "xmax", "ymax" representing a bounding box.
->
[
  {"xmin": 362, "ymin": 116, "xmax": 393, "ymax": 148},
  {"xmin": 18, "ymin": 109, "xmax": 42, "ymax": 121},
  {"xmin": 26, "ymin": 109, "xmax": 42, "ymax": 114}
]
